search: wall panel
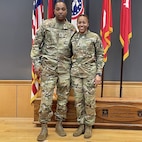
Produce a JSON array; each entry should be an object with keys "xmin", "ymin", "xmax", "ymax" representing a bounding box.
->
[
  {"xmin": 17, "ymin": 85, "xmax": 34, "ymax": 117},
  {"xmin": 0, "ymin": 80, "xmax": 33, "ymax": 117},
  {"xmin": 0, "ymin": 80, "xmax": 142, "ymax": 117},
  {"xmin": 0, "ymin": 86, "xmax": 16, "ymax": 117}
]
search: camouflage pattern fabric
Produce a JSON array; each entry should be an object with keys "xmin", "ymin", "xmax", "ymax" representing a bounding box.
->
[
  {"xmin": 71, "ymin": 30, "xmax": 104, "ymax": 126},
  {"xmin": 31, "ymin": 18, "xmax": 76, "ymax": 123}
]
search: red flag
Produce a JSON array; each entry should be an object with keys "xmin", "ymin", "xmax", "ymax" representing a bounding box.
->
[
  {"xmin": 47, "ymin": 0, "xmax": 54, "ymax": 18},
  {"xmin": 120, "ymin": 0, "xmax": 132, "ymax": 61},
  {"xmin": 31, "ymin": 0, "xmax": 44, "ymax": 104},
  {"xmin": 100, "ymin": 0, "xmax": 113, "ymax": 62},
  {"xmin": 71, "ymin": 0, "xmax": 84, "ymax": 31}
]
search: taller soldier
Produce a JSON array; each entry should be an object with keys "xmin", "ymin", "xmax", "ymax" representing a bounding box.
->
[{"xmin": 30, "ymin": 1, "xmax": 76, "ymax": 141}]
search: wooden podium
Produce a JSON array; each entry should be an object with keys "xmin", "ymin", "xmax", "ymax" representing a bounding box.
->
[{"xmin": 33, "ymin": 96, "xmax": 142, "ymax": 129}]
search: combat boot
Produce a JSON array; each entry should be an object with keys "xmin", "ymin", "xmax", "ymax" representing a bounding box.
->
[
  {"xmin": 55, "ymin": 120, "xmax": 66, "ymax": 137},
  {"xmin": 84, "ymin": 125, "xmax": 92, "ymax": 139},
  {"xmin": 37, "ymin": 123, "xmax": 48, "ymax": 141},
  {"xmin": 73, "ymin": 124, "xmax": 85, "ymax": 137}
]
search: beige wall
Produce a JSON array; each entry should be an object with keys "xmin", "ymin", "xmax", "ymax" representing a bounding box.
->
[{"xmin": 0, "ymin": 80, "xmax": 142, "ymax": 117}]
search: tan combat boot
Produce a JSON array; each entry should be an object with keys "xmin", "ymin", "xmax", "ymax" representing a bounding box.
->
[
  {"xmin": 55, "ymin": 120, "xmax": 66, "ymax": 137},
  {"xmin": 84, "ymin": 125, "xmax": 92, "ymax": 139},
  {"xmin": 73, "ymin": 124, "xmax": 85, "ymax": 137},
  {"xmin": 37, "ymin": 123, "xmax": 48, "ymax": 141}
]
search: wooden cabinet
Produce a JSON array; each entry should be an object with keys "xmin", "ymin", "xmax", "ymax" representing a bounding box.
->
[{"xmin": 34, "ymin": 97, "xmax": 142, "ymax": 129}]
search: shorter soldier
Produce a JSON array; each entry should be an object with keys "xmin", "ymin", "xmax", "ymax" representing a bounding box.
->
[
  {"xmin": 31, "ymin": 1, "xmax": 76, "ymax": 141},
  {"xmin": 71, "ymin": 14, "xmax": 105, "ymax": 139}
]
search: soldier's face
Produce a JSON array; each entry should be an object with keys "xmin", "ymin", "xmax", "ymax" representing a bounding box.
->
[
  {"xmin": 77, "ymin": 16, "xmax": 89, "ymax": 34},
  {"xmin": 54, "ymin": 2, "xmax": 67, "ymax": 22}
]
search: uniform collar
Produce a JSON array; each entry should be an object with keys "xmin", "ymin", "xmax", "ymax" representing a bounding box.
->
[
  {"xmin": 53, "ymin": 18, "xmax": 69, "ymax": 29},
  {"xmin": 78, "ymin": 30, "xmax": 90, "ymax": 37}
]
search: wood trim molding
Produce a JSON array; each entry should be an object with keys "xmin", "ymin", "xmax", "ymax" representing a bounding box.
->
[
  {"xmin": 0, "ymin": 80, "xmax": 31, "ymax": 85},
  {"xmin": 0, "ymin": 80, "xmax": 142, "ymax": 85}
]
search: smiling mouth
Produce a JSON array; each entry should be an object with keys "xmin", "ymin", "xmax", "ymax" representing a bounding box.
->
[{"xmin": 80, "ymin": 27, "xmax": 84, "ymax": 30}]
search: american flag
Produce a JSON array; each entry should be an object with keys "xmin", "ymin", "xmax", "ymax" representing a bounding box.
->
[
  {"xmin": 71, "ymin": 0, "xmax": 84, "ymax": 31},
  {"xmin": 31, "ymin": 0, "xmax": 44, "ymax": 104}
]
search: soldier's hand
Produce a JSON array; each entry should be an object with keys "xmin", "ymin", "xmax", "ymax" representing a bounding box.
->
[
  {"xmin": 34, "ymin": 66, "xmax": 42, "ymax": 77},
  {"xmin": 94, "ymin": 75, "xmax": 102, "ymax": 87}
]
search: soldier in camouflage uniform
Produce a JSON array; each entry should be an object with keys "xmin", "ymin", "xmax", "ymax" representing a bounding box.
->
[
  {"xmin": 71, "ymin": 14, "xmax": 105, "ymax": 139},
  {"xmin": 30, "ymin": 1, "xmax": 76, "ymax": 141}
]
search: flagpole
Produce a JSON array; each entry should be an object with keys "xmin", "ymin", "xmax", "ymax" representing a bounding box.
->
[
  {"xmin": 101, "ymin": 67, "xmax": 104, "ymax": 97},
  {"xmin": 120, "ymin": 48, "xmax": 124, "ymax": 98}
]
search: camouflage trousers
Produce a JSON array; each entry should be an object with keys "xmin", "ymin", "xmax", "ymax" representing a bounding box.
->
[
  {"xmin": 38, "ymin": 71, "xmax": 70, "ymax": 124},
  {"xmin": 71, "ymin": 75, "xmax": 96, "ymax": 126}
]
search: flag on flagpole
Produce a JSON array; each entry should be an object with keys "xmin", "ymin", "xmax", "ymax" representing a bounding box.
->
[
  {"xmin": 47, "ymin": 0, "xmax": 54, "ymax": 18},
  {"xmin": 31, "ymin": 0, "xmax": 44, "ymax": 104},
  {"xmin": 100, "ymin": 0, "xmax": 113, "ymax": 62},
  {"xmin": 71, "ymin": 0, "xmax": 84, "ymax": 31},
  {"xmin": 120, "ymin": 0, "xmax": 132, "ymax": 61}
]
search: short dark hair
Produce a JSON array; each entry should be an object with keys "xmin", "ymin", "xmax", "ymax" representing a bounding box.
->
[
  {"xmin": 55, "ymin": 0, "xmax": 66, "ymax": 7},
  {"xmin": 77, "ymin": 14, "xmax": 89, "ymax": 22}
]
